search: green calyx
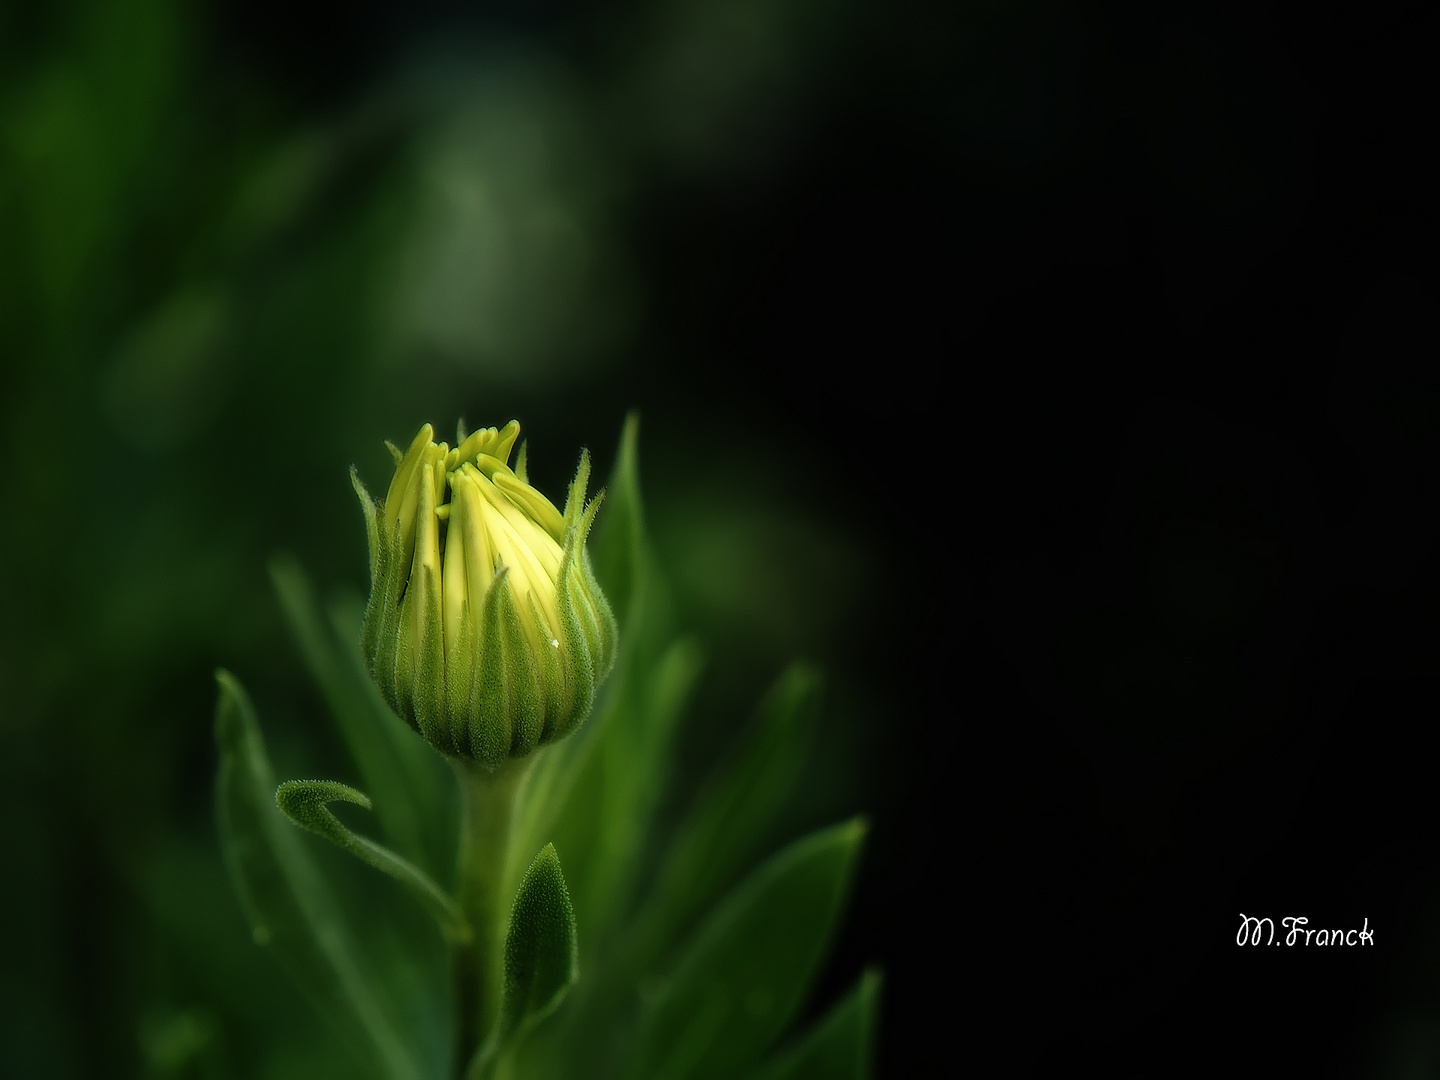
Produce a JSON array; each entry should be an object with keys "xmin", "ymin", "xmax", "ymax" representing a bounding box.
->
[{"xmin": 353, "ymin": 421, "xmax": 617, "ymax": 767}]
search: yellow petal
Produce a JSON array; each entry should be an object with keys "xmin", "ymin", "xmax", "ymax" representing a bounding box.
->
[
  {"xmin": 493, "ymin": 420, "xmax": 521, "ymax": 466},
  {"xmin": 386, "ymin": 423, "xmax": 433, "ymax": 524},
  {"xmin": 493, "ymin": 472, "xmax": 566, "ymax": 545}
]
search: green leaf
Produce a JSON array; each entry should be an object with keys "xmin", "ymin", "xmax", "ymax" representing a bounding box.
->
[
  {"xmin": 213, "ymin": 669, "xmax": 422, "ymax": 1080},
  {"xmin": 561, "ymin": 635, "xmax": 704, "ymax": 941},
  {"xmin": 466, "ymin": 844, "xmax": 579, "ymax": 1079},
  {"xmin": 626, "ymin": 818, "xmax": 868, "ymax": 1080},
  {"xmin": 746, "ymin": 969, "xmax": 882, "ymax": 1080},
  {"xmin": 511, "ymin": 412, "xmax": 652, "ymax": 880},
  {"xmin": 630, "ymin": 663, "xmax": 822, "ymax": 970},
  {"xmin": 274, "ymin": 779, "xmax": 470, "ymax": 944},
  {"xmin": 500, "ymin": 843, "xmax": 579, "ymax": 1039},
  {"xmin": 269, "ymin": 555, "xmax": 455, "ymax": 878},
  {"xmin": 589, "ymin": 410, "xmax": 645, "ymax": 631},
  {"xmin": 513, "ymin": 414, "xmax": 701, "ymax": 938}
]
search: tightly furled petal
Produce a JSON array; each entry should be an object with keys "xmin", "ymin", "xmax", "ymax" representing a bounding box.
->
[{"xmin": 355, "ymin": 420, "xmax": 617, "ymax": 767}]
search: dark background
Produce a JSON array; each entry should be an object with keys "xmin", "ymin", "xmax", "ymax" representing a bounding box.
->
[{"xmin": 2, "ymin": 0, "xmax": 1437, "ymax": 1076}]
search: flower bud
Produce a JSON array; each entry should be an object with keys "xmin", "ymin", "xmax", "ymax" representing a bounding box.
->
[{"xmin": 352, "ymin": 421, "xmax": 617, "ymax": 767}]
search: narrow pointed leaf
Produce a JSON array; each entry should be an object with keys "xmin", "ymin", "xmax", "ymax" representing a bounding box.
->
[
  {"xmin": 269, "ymin": 554, "xmax": 455, "ymax": 877},
  {"xmin": 330, "ymin": 591, "xmax": 457, "ymax": 858},
  {"xmin": 513, "ymin": 412, "xmax": 658, "ymax": 881},
  {"xmin": 588, "ymin": 411, "xmax": 644, "ymax": 634},
  {"xmin": 557, "ymin": 635, "xmax": 704, "ymax": 942},
  {"xmin": 466, "ymin": 844, "xmax": 579, "ymax": 1079},
  {"xmin": 746, "ymin": 969, "xmax": 882, "ymax": 1080},
  {"xmin": 213, "ymin": 670, "xmax": 421, "ymax": 1080},
  {"xmin": 275, "ymin": 779, "xmax": 470, "ymax": 944},
  {"xmin": 631, "ymin": 663, "xmax": 821, "ymax": 969},
  {"xmin": 501, "ymin": 843, "xmax": 578, "ymax": 1039},
  {"xmin": 626, "ymin": 818, "xmax": 868, "ymax": 1080}
]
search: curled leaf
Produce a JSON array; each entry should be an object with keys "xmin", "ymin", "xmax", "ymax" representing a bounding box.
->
[{"xmin": 276, "ymin": 779, "xmax": 471, "ymax": 944}]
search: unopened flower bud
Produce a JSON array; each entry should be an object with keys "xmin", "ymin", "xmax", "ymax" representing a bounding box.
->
[{"xmin": 352, "ymin": 421, "xmax": 617, "ymax": 767}]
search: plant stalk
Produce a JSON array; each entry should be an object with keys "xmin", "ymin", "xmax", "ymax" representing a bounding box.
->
[{"xmin": 452, "ymin": 756, "xmax": 532, "ymax": 1077}]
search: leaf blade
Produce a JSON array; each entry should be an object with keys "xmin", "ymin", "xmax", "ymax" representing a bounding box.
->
[
  {"xmin": 630, "ymin": 662, "xmax": 821, "ymax": 970},
  {"xmin": 501, "ymin": 842, "xmax": 579, "ymax": 1039},
  {"xmin": 274, "ymin": 779, "xmax": 471, "ymax": 944},
  {"xmin": 466, "ymin": 843, "xmax": 580, "ymax": 1079},
  {"xmin": 269, "ymin": 555, "xmax": 455, "ymax": 877},
  {"xmin": 213, "ymin": 669, "xmax": 422, "ymax": 1080},
  {"xmin": 626, "ymin": 817, "xmax": 868, "ymax": 1080},
  {"xmin": 745, "ymin": 968, "xmax": 883, "ymax": 1080},
  {"xmin": 588, "ymin": 410, "xmax": 644, "ymax": 632},
  {"xmin": 510, "ymin": 413, "xmax": 650, "ymax": 889}
]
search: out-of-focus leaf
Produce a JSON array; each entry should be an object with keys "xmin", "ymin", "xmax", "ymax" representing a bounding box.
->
[
  {"xmin": 270, "ymin": 554, "xmax": 455, "ymax": 878},
  {"xmin": 746, "ymin": 968, "xmax": 882, "ymax": 1080},
  {"xmin": 624, "ymin": 817, "xmax": 868, "ymax": 1080},
  {"xmin": 507, "ymin": 627, "xmax": 645, "ymax": 911},
  {"xmin": 629, "ymin": 663, "xmax": 821, "ymax": 969},
  {"xmin": 512, "ymin": 411, "xmax": 687, "ymax": 920},
  {"xmin": 591, "ymin": 638, "xmax": 704, "ymax": 919},
  {"xmin": 331, "ymin": 590, "xmax": 459, "ymax": 865},
  {"xmin": 512, "ymin": 412, "xmax": 647, "ymax": 865},
  {"xmin": 274, "ymin": 780, "xmax": 470, "ymax": 944},
  {"xmin": 589, "ymin": 411, "xmax": 644, "ymax": 631},
  {"xmin": 550, "ymin": 635, "xmax": 703, "ymax": 945},
  {"xmin": 213, "ymin": 669, "xmax": 423, "ymax": 1080}
]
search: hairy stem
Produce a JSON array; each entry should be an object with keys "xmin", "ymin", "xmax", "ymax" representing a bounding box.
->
[{"xmin": 452, "ymin": 756, "xmax": 532, "ymax": 1077}]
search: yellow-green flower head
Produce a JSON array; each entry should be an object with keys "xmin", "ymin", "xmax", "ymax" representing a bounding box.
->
[{"xmin": 351, "ymin": 420, "xmax": 617, "ymax": 767}]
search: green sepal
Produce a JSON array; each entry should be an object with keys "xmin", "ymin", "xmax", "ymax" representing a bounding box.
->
[
  {"xmin": 561, "ymin": 447, "xmax": 593, "ymax": 533},
  {"xmin": 579, "ymin": 544, "xmax": 617, "ymax": 682},
  {"xmin": 550, "ymin": 487, "xmax": 618, "ymax": 746},
  {"xmin": 411, "ymin": 553, "xmax": 449, "ymax": 755},
  {"xmin": 351, "ymin": 467, "xmax": 381, "ymax": 584},
  {"xmin": 552, "ymin": 527, "xmax": 596, "ymax": 742},
  {"xmin": 528, "ymin": 590, "xmax": 566, "ymax": 744},
  {"xmin": 369, "ymin": 513, "xmax": 406, "ymax": 724},
  {"xmin": 274, "ymin": 779, "xmax": 471, "ymax": 944},
  {"xmin": 354, "ymin": 467, "xmax": 391, "ymax": 700},
  {"xmin": 625, "ymin": 818, "xmax": 868, "ymax": 1080},
  {"xmin": 563, "ymin": 492, "xmax": 613, "ymax": 695},
  {"xmin": 213, "ymin": 670, "xmax": 421, "ymax": 1080},
  {"xmin": 469, "ymin": 567, "xmax": 514, "ymax": 767},
  {"xmin": 745, "ymin": 969, "xmax": 882, "ymax": 1080},
  {"xmin": 499, "ymin": 578, "xmax": 544, "ymax": 758},
  {"xmin": 445, "ymin": 608, "xmax": 477, "ymax": 755},
  {"xmin": 392, "ymin": 552, "xmax": 419, "ymax": 732}
]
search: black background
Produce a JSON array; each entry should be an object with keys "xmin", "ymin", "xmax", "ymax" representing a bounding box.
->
[
  {"xmin": 6, "ymin": 0, "xmax": 1438, "ymax": 1075},
  {"xmin": 223, "ymin": 0, "xmax": 1438, "ymax": 1074}
]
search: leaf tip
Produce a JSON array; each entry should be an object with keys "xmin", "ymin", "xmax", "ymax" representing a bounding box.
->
[{"xmin": 843, "ymin": 814, "xmax": 869, "ymax": 846}]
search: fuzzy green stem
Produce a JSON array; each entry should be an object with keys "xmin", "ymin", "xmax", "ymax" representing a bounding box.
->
[{"xmin": 452, "ymin": 756, "xmax": 532, "ymax": 1077}]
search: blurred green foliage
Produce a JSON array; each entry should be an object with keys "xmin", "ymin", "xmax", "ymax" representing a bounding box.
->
[
  {"xmin": 0, "ymin": 1, "xmax": 877, "ymax": 1076},
  {"xmin": 213, "ymin": 423, "xmax": 873, "ymax": 1078}
]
